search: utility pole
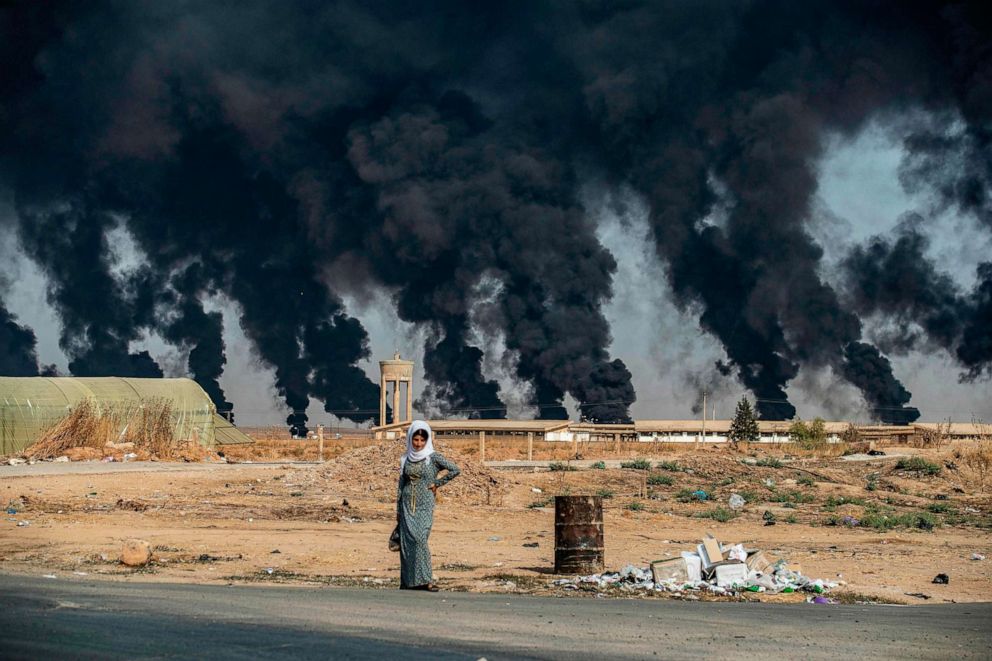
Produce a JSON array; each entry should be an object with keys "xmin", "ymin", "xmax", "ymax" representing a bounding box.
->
[{"xmin": 701, "ymin": 390, "xmax": 707, "ymax": 443}]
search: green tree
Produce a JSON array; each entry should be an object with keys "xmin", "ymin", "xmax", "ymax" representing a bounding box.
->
[
  {"xmin": 729, "ymin": 397, "xmax": 759, "ymax": 444},
  {"xmin": 789, "ymin": 417, "xmax": 828, "ymax": 450}
]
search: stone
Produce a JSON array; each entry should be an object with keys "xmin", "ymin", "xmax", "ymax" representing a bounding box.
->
[{"xmin": 121, "ymin": 539, "xmax": 152, "ymax": 567}]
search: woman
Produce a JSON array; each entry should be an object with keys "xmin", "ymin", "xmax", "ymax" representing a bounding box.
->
[{"xmin": 396, "ymin": 420, "xmax": 460, "ymax": 591}]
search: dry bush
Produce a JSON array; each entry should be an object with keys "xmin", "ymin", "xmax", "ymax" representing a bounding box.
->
[
  {"xmin": 24, "ymin": 400, "xmax": 106, "ymax": 459},
  {"xmin": 912, "ymin": 420, "xmax": 950, "ymax": 448},
  {"xmin": 960, "ymin": 441, "xmax": 992, "ymax": 491},
  {"xmin": 24, "ymin": 398, "xmax": 196, "ymax": 461},
  {"xmin": 840, "ymin": 424, "xmax": 864, "ymax": 445}
]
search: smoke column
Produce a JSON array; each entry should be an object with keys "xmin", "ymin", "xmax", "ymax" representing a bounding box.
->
[{"xmin": 1, "ymin": 1, "xmax": 990, "ymax": 425}]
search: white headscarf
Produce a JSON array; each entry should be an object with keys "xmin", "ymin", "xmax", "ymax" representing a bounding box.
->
[{"xmin": 401, "ymin": 420, "xmax": 434, "ymax": 469}]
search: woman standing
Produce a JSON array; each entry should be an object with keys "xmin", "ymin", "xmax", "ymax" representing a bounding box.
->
[{"xmin": 396, "ymin": 420, "xmax": 460, "ymax": 591}]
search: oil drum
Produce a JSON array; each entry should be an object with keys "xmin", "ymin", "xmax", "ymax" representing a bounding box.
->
[{"xmin": 554, "ymin": 495, "xmax": 604, "ymax": 574}]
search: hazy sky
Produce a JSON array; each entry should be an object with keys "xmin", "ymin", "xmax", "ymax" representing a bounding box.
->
[{"xmin": 3, "ymin": 119, "xmax": 989, "ymax": 426}]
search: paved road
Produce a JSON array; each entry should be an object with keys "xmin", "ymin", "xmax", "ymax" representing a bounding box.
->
[
  {"xmin": 0, "ymin": 460, "xmax": 313, "ymax": 478},
  {"xmin": 1, "ymin": 574, "xmax": 989, "ymax": 659}
]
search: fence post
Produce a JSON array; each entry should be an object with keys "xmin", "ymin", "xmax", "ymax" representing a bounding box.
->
[
  {"xmin": 479, "ymin": 430, "xmax": 486, "ymax": 463},
  {"xmin": 614, "ymin": 432, "xmax": 620, "ymax": 455},
  {"xmin": 527, "ymin": 431, "xmax": 534, "ymax": 461},
  {"xmin": 318, "ymin": 424, "xmax": 324, "ymax": 462}
]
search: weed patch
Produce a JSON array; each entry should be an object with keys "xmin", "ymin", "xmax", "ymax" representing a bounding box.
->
[
  {"xmin": 696, "ymin": 507, "xmax": 738, "ymax": 522},
  {"xmin": 620, "ymin": 459, "xmax": 652, "ymax": 470},
  {"xmin": 895, "ymin": 457, "xmax": 942, "ymax": 476}
]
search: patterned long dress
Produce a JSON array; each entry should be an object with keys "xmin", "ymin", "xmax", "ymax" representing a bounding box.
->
[{"xmin": 396, "ymin": 453, "xmax": 460, "ymax": 588}]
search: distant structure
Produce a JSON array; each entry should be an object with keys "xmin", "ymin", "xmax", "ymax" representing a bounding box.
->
[
  {"xmin": 379, "ymin": 352, "xmax": 414, "ymax": 426},
  {"xmin": 0, "ymin": 377, "xmax": 252, "ymax": 455}
]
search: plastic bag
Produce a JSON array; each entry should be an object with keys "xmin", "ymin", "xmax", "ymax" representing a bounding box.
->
[{"xmin": 389, "ymin": 526, "xmax": 401, "ymax": 552}]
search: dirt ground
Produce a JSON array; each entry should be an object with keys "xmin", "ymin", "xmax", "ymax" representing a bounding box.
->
[{"xmin": 2, "ymin": 441, "xmax": 990, "ymax": 604}]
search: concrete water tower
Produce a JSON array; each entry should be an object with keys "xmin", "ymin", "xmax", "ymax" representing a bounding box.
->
[{"xmin": 379, "ymin": 352, "xmax": 414, "ymax": 426}]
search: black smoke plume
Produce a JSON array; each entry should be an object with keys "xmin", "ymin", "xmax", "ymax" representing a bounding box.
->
[
  {"xmin": 2, "ymin": 1, "xmax": 991, "ymax": 426},
  {"xmin": 843, "ymin": 221, "xmax": 992, "ymax": 383},
  {"xmin": 0, "ymin": 302, "xmax": 42, "ymax": 376}
]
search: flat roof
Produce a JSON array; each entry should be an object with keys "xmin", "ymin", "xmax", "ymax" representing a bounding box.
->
[{"xmin": 429, "ymin": 419, "xmax": 571, "ymax": 433}]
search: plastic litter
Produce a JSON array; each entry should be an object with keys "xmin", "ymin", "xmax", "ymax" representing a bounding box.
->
[
  {"xmin": 971, "ymin": 553, "xmax": 986, "ymax": 561},
  {"xmin": 727, "ymin": 544, "xmax": 747, "ymax": 562},
  {"xmin": 691, "ymin": 490, "xmax": 708, "ymax": 501},
  {"xmin": 728, "ymin": 494, "xmax": 746, "ymax": 510},
  {"xmin": 840, "ymin": 515, "xmax": 860, "ymax": 527},
  {"xmin": 932, "ymin": 573, "xmax": 949, "ymax": 584},
  {"xmin": 554, "ymin": 535, "xmax": 838, "ymax": 598}
]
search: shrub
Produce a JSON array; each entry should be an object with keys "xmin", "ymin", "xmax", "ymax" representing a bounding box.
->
[
  {"xmin": 646, "ymin": 473, "xmax": 674, "ymax": 486},
  {"xmin": 656, "ymin": 460, "xmax": 684, "ymax": 472},
  {"xmin": 926, "ymin": 502, "xmax": 953, "ymax": 514},
  {"xmin": 736, "ymin": 489, "xmax": 762, "ymax": 503},
  {"xmin": 784, "ymin": 514, "xmax": 798, "ymax": 524},
  {"xmin": 825, "ymin": 495, "xmax": 866, "ymax": 507},
  {"xmin": 620, "ymin": 459, "xmax": 652, "ymax": 470},
  {"xmin": 697, "ymin": 507, "xmax": 738, "ymax": 522},
  {"xmin": 591, "ymin": 461, "xmax": 607, "ymax": 470},
  {"xmin": 789, "ymin": 418, "xmax": 828, "ymax": 450},
  {"xmin": 773, "ymin": 490, "xmax": 816, "ymax": 504},
  {"xmin": 548, "ymin": 461, "xmax": 577, "ymax": 472},
  {"xmin": 626, "ymin": 501, "xmax": 645, "ymax": 511},
  {"xmin": 755, "ymin": 457, "xmax": 783, "ymax": 468},
  {"xmin": 527, "ymin": 497, "xmax": 553, "ymax": 508},
  {"xmin": 594, "ymin": 488, "xmax": 613, "ymax": 499},
  {"xmin": 859, "ymin": 511, "xmax": 937, "ymax": 531},
  {"xmin": 895, "ymin": 457, "xmax": 942, "ymax": 476},
  {"xmin": 961, "ymin": 441, "xmax": 992, "ymax": 490},
  {"xmin": 796, "ymin": 475, "xmax": 816, "ymax": 487}
]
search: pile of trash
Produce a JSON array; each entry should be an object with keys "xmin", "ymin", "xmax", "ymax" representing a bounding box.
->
[{"xmin": 553, "ymin": 534, "xmax": 839, "ymax": 601}]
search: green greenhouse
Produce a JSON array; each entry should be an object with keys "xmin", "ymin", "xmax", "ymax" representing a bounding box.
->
[{"xmin": 0, "ymin": 376, "xmax": 252, "ymax": 455}]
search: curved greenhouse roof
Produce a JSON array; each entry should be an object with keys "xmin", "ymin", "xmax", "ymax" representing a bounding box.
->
[{"xmin": 0, "ymin": 377, "xmax": 251, "ymax": 455}]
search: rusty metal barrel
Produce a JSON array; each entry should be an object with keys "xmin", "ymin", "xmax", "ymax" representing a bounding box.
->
[{"xmin": 554, "ymin": 495, "xmax": 604, "ymax": 574}]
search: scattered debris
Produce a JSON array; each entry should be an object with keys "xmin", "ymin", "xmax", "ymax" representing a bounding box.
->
[
  {"xmin": 7, "ymin": 458, "xmax": 26, "ymax": 466},
  {"xmin": 523, "ymin": 542, "xmax": 539, "ymax": 548},
  {"xmin": 488, "ymin": 536, "xmax": 502, "ymax": 542},
  {"xmin": 728, "ymin": 494, "xmax": 745, "ymax": 510},
  {"xmin": 932, "ymin": 573, "xmax": 950, "ymax": 585},
  {"xmin": 971, "ymin": 553, "xmax": 985, "ymax": 561},
  {"xmin": 762, "ymin": 510, "xmax": 776, "ymax": 526},
  {"xmin": 906, "ymin": 592, "xmax": 932, "ymax": 599},
  {"xmin": 554, "ymin": 535, "xmax": 838, "ymax": 598}
]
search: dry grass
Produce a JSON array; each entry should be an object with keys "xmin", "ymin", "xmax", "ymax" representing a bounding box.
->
[
  {"xmin": 958, "ymin": 441, "xmax": 992, "ymax": 491},
  {"xmin": 221, "ymin": 437, "xmax": 373, "ymax": 462},
  {"xmin": 24, "ymin": 399, "xmax": 208, "ymax": 461}
]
